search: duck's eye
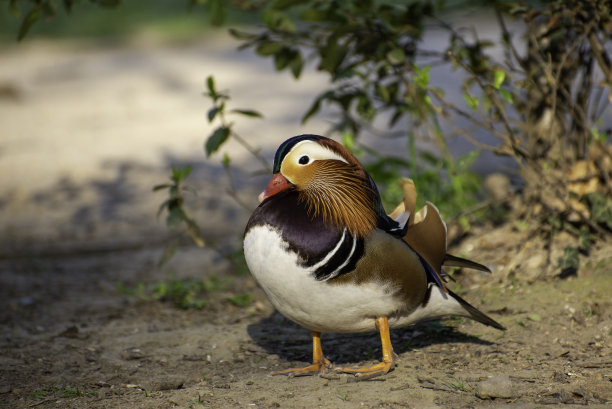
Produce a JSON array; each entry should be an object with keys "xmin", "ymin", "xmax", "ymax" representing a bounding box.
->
[{"xmin": 298, "ymin": 155, "xmax": 310, "ymax": 165}]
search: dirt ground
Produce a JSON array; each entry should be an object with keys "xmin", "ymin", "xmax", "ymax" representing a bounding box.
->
[
  {"xmin": 1, "ymin": 39, "xmax": 612, "ymax": 409},
  {"xmin": 1, "ymin": 225, "xmax": 611, "ymax": 409}
]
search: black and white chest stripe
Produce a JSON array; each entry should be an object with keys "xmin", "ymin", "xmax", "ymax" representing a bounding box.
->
[{"xmin": 299, "ymin": 229, "xmax": 364, "ymax": 281}]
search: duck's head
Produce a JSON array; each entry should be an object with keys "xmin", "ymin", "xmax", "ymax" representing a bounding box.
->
[{"xmin": 260, "ymin": 134, "xmax": 379, "ymax": 237}]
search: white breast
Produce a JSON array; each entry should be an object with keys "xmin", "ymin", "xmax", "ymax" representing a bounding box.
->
[{"xmin": 244, "ymin": 225, "xmax": 406, "ymax": 333}]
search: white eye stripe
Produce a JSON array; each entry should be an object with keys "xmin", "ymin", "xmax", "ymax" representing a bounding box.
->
[{"xmin": 288, "ymin": 140, "xmax": 348, "ymax": 165}]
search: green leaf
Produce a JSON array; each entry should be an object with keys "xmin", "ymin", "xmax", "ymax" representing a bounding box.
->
[
  {"xmin": 289, "ymin": 51, "xmax": 304, "ymax": 78},
  {"xmin": 319, "ymin": 37, "xmax": 343, "ymax": 73},
  {"xmin": 302, "ymin": 98, "xmax": 321, "ymax": 124},
  {"xmin": 273, "ymin": 48, "xmax": 299, "ymax": 71},
  {"xmin": 228, "ymin": 28, "xmax": 257, "ymax": 40},
  {"xmin": 255, "ymin": 41, "xmax": 284, "ymax": 56},
  {"xmin": 222, "ymin": 153, "xmax": 231, "ymax": 168},
  {"xmin": 387, "ymin": 48, "xmax": 405, "ymax": 65},
  {"xmin": 231, "ymin": 109, "xmax": 263, "ymax": 118},
  {"xmin": 226, "ymin": 293, "xmax": 253, "ymax": 308},
  {"xmin": 414, "ymin": 65, "xmax": 430, "ymax": 88},
  {"xmin": 463, "ymin": 93, "xmax": 479, "ymax": 109},
  {"xmin": 153, "ymin": 184, "xmax": 171, "ymax": 192},
  {"xmin": 377, "ymin": 84, "xmax": 390, "ymax": 103},
  {"xmin": 424, "ymin": 95, "xmax": 437, "ymax": 111},
  {"xmin": 205, "ymin": 127, "xmax": 230, "ymax": 156},
  {"xmin": 499, "ymin": 88, "xmax": 513, "ymax": 103},
  {"xmin": 356, "ymin": 95, "xmax": 374, "ymax": 120},
  {"xmin": 454, "ymin": 150, "xmax": 480, "ymax": 172},
  {"xmin": 590, "ymin": 126, "xmax": 605, "ymax": 142},
  {"xmin": 206, "ymin": 76, "xmax": 216, "ymax": 98},
  {"xmin": 228, "ymin": 28, "xmax": 256, "ymax": 41},
  {"xmin": 262, "ymin": 9, "xmax": 296, "ymax": 32},
  {"xmin": 169, "ymin": 185, "xmax": 178, "ymax": 200},
  {"xmin": 171, "ymin": 165, "xmax": 192, "ymax": 182},
  {"xmin": 481, "ymin": 93, "xmax": 492, "ymax": 112},
  {"xmin": 302, "ymin": 90, "xmax": 333, "ymax": 124},
  {"xmin": 167, "ymin": 206, "xmax": 186, "ymax": 229},
  {"xmin": 342, "ymin": 132, "xmax": 355, "ymax": 151},
  {"xmin": 156, "ymin": 199, "xmax": 171, "ymax": 218},
  {"xmin": 17, "ymin": 5, "xmax": 41, "ymax": 41},
  {"xmin": 207, "ymin": 107, "xmax": 220, "ymax": 122},
  {"xmin": 493, "ymin": 69, "xmax": 505, "ymax": 89}
]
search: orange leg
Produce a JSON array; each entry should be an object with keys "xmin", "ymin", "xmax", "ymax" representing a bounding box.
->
[
  {"xmin": 336, "ymin": 317, "xmax": 397, "ymax": 379},
  {"xmin": 273, "ymin": 331, "xmax": 332, "ymax": 377}
]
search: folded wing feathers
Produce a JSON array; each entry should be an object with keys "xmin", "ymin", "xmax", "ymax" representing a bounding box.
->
[{"xmin": 391, "ymin": 179, "xmax": 491, "ymax": 290}]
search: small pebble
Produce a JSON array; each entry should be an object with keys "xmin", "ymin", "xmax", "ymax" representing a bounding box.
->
[{"xmin": 475, "ymin": 376, "xmax": 514, "ymax": 399}]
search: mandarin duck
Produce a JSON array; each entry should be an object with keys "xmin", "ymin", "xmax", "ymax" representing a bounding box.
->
[{"xmin": 243, "ymin": 134, "xmax": 505, "ymax": 378}]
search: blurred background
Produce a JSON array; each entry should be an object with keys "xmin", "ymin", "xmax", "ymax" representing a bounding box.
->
[
  {"xmin": 0, "ymin": 2, "xmax": 329, "ymax": 255},
  {"xmin": 1, "ymin": 2, "xmax": 610, "ymax": 407},
  {"xmin": 0, "ymin": 1, "xmax": 530, "ymax": 256},
  {"xmin": 1, "ymin": 0, "xmax": 610, "ymax": 286}
]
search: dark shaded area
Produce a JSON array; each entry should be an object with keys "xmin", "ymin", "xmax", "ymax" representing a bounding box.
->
[
  {"xmin": 247, "ymin": 312, "xmax": 494, "ymax": 366},
  {"xmin": 3, "ymin": 152, "xmax": 268, "ymax": 253}
]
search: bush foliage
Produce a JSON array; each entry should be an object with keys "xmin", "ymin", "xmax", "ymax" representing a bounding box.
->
[{"xmin": 6, "ymin": 0, "xmax": 611, "ymax": 273}]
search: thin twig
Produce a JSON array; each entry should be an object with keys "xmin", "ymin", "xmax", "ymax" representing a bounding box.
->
[
  {"xmin": 223, "ymin": 162, "xmax": 257, "ymax": 213},
  {"xmin": 434, "ymin": 13, "xmax": 527, "ymax": 155},
  {"xmin": 429, "ymin": 88, "xmax": 530, "ymax": 160},
  {"xmin": 587, "ymin": 31, "xmax": 612, "ymax": 82},
  {"xmin": 231, "ymin": 131, "xmax": 272, "ymax": 173},
  {"xmin": 455, "ymin": 52, "xmax": 520, "ymax": 146},
  {"xmin": 433, "ymin": 107, "xmax": 506, "ymax": 155},
  {"xmin": 449, "ymin": 195, "xmax": 514, "ymax": 223},
  {"xmin": 494, "ymin": 8, "xmax": 523, "ymax": 72},
  {"xmin": 544, "ymin": 21, "xmax": 594, "ymax": 192}
]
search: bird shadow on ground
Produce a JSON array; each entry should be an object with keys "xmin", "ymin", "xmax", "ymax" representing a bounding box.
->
[{"xmin": 247, "ymin": 312, "xmax": 496, "ymax": 365}]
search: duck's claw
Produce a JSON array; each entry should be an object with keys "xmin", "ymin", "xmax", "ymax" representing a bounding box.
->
[
  {"xmin": 335, "ymin": 354, "xmax": 396, "ymax": 379},
  {"xmin": 272, "ymin": 357, "xmax": 332, "ymax": 377},
  {"xmin": 272, "ymin": 331, "xmax": 331, "ymax": 377},
  {"xmin": 336, "ymin": 316, "xmax": 396, "ymax": 380}
]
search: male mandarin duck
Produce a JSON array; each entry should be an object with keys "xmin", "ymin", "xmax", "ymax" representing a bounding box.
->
[{"xmin": 243, "ymin": 134, "xmax": 504, "ymax": 378}]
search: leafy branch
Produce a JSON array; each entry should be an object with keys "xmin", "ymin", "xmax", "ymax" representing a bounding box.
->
[
  {"xmin": 204, "ymin": 76, "xmax": 270, "ymax": 172},
  {"xmin": 153, "ymin": 75, "xmax": 268, "ymax": 267},
  {"xmin": 153, "ymin": 165, "xmax": 204, "ymax": 267}
]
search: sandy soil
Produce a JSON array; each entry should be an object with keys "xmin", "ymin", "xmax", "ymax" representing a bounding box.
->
[
  {"xmin": 1, "ymin": 38, "xmax": 611, "ymax": 409},
  {"xmin": 1, "ymin": 229, "xmax": 611, "ymax": 409}
]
